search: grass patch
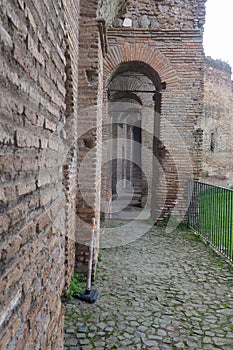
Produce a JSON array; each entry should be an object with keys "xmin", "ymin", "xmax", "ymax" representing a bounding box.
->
[
  {"xmin": 184, "ymin": 233, "xmax": 200, "ymax": 240},
  {"xmin": 98, "ymin": 251, "xmax": 104, "ymax": 262},
  {"xmin": 177, "ymin": 222, "xmax": 190, "ymax": 231},
  {"xmin": 198, "ymin": 188, "xmax": 233, "ymax": 252},
  {"xmin": 99, "ymin": 273, "xmax": 109, "ymax": 281},
  {"xmin": 216, "ymin": 260, "xmax": 224, "ymax": 270}
]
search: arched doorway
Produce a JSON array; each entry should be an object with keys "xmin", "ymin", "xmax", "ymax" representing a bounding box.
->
[{"xmin": 106, "ymin": 61, "xmax": 164, "ymax": 217}]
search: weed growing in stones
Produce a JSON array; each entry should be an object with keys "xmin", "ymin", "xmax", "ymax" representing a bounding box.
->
[{"xmin": 66, "ymin": 273, "xmax": 86, "ymax": 300}]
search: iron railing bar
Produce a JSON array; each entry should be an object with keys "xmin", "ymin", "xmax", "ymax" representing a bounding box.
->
[
  {"xmin": 224, "ymin": 189, "xmax": 227, "ymax": 257},
  {"xmin": 216, "ymin": 186, "xmax": 220, "ymax": 250},
  {"xmin": 204, "ymin": 182, "xmax": 208, "ymax": 241},
  {"xmin": 188, "ymin": 179, "xmax": 233, "ymax": 263},
  {"xmin": 229, "ymin": 191, "xmax": 233, "ymax": 260},
  {"xmin": 187, "ymin": 178, "xmax": 192, "ymax": 227}
]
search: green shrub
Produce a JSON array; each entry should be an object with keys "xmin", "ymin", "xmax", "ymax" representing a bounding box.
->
[{"xmin": 66, "ymin": 272, "xmax": 86, "ymax": 300}]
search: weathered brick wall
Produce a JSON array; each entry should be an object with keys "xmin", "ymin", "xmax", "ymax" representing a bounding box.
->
[
  {"xmin": 63, "ymin": 0, "xmax": 80, "ymax": 292},
  {"xmin": 200, "ymin": 58, "xmax": 233, "ymax": 187},
  {"xmin": 0, "ymin": 0, "xmax": 219, "ymax": 348},
  {"xmin": 0, "ymin": 0, "xmax": 79, "ymax": 348},
  {"xmin": 104, "ymin": 23, "xmax": 204, "ymax": 221},
  {"xmin": 75, "ymin": 0, "xmax": 103, "ymax": 274}
]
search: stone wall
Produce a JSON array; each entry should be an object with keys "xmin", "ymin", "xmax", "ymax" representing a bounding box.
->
[
  {"xmin": 200, "ymin": 57, "xmax": 233, "ymax": 187},
  {"xmin": 98, "ymin": 0, "xmax": 128, "ymax": 26},
  {"xmin": 0, "ymin": 0, "xmax": 80, "ymax": 348},
  {"xmin": 113, "ymin": 0, "xmax": 206, "ymax": 30}
]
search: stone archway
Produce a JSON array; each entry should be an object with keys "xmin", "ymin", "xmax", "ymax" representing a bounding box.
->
[
  {"xmin": 103, "ymin": 43, "xmax": 185, "ymax": 224},
  {"xmin": 105, "ymin": 59, "xmax": 165, "ymax": 219},
  {"xmin": 104, "ymin": 43, "xmax": 179, "ymax": 88}
]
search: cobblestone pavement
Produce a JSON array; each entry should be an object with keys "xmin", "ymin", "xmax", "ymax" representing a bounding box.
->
[{"xmin": 64, "ymin": 227, "xmax": 233, "ymax": 350}]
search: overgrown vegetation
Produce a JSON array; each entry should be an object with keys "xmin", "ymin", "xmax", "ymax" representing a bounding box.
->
[
  {"xmin": 184, "ymin": 232, "xmax": 200, "ymax": 240},
  {"xmin": 66, "ymin": 272, "xmax": 86, "ymax": 300},
  {"xmin": 98, "ymin": 251, "xmax": 104, "ymax": 262}
]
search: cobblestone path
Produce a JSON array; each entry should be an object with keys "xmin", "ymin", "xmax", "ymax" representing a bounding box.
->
[{"xmin": 64, "ymin": 227, "xmax": 233, "ymax": 350}]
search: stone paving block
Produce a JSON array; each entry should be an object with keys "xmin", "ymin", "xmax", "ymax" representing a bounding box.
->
[
  {"xmin": 79, "ymin": 338, "xmax": 90, "ymax": 345},
  {"xmin": 66, "ymin": 328, "xmax": 75, "ymax": 334},
  {"xmin": 78, "ymin": 326, "xmax": 87, "ymax": 333},
  {"xmin": 65, "ymin": 338, "xmax": 78, "ymax": 346},
  {"xmin": 76, "ymin": 333, "xmax": 86, "ymax": 339}
]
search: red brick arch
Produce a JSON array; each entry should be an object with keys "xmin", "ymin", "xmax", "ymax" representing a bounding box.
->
[{"xmin": 104, "ymin": 43, "xmax": 178, "ymax": 87}]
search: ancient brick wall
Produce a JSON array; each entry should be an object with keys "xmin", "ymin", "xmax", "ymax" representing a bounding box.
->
[
  {"xmin": 104, "ymin": 20, "xmax": 205, "ymax": 223},
  {"xmin": 75, "ymin": 0, "xmax": 103, "ymax": 274},
  {"xmin": 71, "ymin": 0, "xmax": 132, "ymax": 275},
  {"xmin": 200, "ymin": 58, "xmax": 233, "ymax": 187},
  {"xmin": 63, "ymin": 0, "xmax": 80, "ymax": 293},
  {"xmin": 0, "ymin": 0, "xmax": 219, "ymax": 348},
  {"xmin": 0, "ymin": 0, "xmax": 79, "ymax": 348}
]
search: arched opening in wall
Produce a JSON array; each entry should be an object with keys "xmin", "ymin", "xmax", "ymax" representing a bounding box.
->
[
  {"xmin": 108, "ymin": 92, "xmax": 142, "ymax": 199},
  {"xmin": 106, "ymin": 61, "xmax": 164, "ymax": 219}
]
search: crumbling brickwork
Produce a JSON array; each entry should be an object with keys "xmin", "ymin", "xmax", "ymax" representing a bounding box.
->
[
  {"xmin": 98, "ymin": 0, "xmax": 128, "ymax": 26},
  {"xmin": 200, "ymin": 57, "xmax": 233, "ymax": 187},
  {"xmin": 104, "ymin": 0, "xmax": 206, "ymax": 223},
  {"xmin": 113, "ymin": 0, "xmax": 205, "ymax": 30},
  {"xmin": 75, "ymin": 0, "xmax": 103, "ymax": 273},
  {"xmin": 63, "ymin": 0, "xmax": 80, "ymax": 293},
  {"xmin": 0, "ymin": 0, "xmax": 79, "ymax": 348}
]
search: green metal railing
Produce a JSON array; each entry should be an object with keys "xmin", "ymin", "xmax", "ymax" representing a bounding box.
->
[{"xmin": 188, "ymin": 180, "xmax": 233, "ymax": 262}]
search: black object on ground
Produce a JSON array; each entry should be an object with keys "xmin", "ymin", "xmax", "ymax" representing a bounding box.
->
[
  {"xmin": 78, "ymin": 289, "xmax": 99, "ymax": 304},
  {"xmin": 77, "ymin": 218, "xmax": 99, "ymax": 304}
]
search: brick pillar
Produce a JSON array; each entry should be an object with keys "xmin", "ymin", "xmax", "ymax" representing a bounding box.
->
[
  {"xmin": 63, "ymin": 0, "xmax": 80, "ymax": 291},
  {"xmin": 75, "ymin": 7, "xmax": 104, "ymax": 275},
  {"xmin": 141, "ymin": 101, "xmax": 155, "ymax": 208}
]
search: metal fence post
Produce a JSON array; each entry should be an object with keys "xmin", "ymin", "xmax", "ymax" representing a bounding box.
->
[{"xmin": 187, "ymin": 178, "xmax": 192, "ymax": 227}]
